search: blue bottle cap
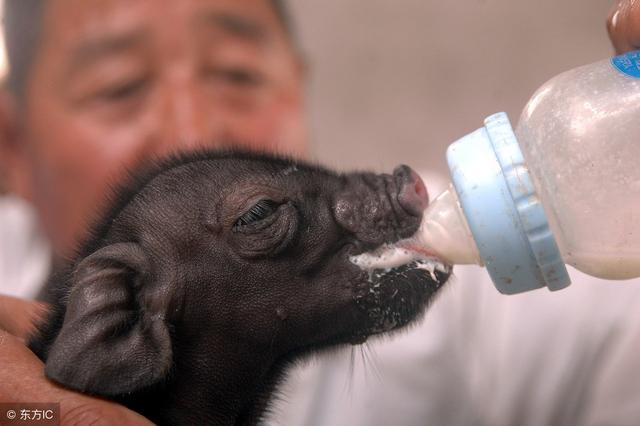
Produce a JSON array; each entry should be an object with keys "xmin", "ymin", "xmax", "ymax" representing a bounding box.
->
[{"xmin": 446, "ymin": 112, "xmax": 571, "ymax": 294}]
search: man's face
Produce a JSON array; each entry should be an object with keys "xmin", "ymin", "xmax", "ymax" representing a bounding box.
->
[{"xmin": 6, "ymin": 0, "xmax": 306, "ymax": 257}]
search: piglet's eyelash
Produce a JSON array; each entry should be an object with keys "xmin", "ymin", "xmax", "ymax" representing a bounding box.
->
[{"xmin": 234, "ymin": 199, "xmax": 280, "ymax": 228}]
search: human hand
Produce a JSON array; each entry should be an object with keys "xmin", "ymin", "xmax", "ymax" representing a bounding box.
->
[
  {"xmin": 608, "ymin": 0, "xmax": 640, "ymax": 53},
  {"xmin": 0, "ymin": 295, "xmax": 154, "ymax": 425}
]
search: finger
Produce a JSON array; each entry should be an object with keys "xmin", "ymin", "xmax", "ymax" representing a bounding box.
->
[
  {"xmin": 0, "ymin": 330, "xmax": 154, "ymax": 425},
  {"xmin": 0, "ymin": 295, "xmax": 48, "ymax": 339},
  {"xmin": 607, "ymin": 0, "xmax": 640, "ymax": 54}
]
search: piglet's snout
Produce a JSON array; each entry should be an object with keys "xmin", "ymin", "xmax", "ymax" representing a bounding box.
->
[
  {"xmin": 333, "ymin": 165, "xmax": 429, "ymax": 245},
  {"xmin": 394, "ymin": 165, "xmax": 428, "ymax": 217}
]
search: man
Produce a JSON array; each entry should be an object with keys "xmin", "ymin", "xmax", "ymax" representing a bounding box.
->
[
  {"xmin": 3, "ymin": 0, "xmax": 640, "ymax": 425},
  {"xmin": 0, "ymin": 0, "xmax": 305, "ymax": 423}
]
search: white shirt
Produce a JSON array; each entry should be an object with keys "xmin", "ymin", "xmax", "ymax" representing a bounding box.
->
[
  {"xmin": 0, "ymin": 196, "xmax": 50, "ymax": 299},
  {"xmin": 268, "ymin": 267, "xmax": 640, "ymax": 426},
  {"xmin": 3, "ymin": 196, "xmax": 640, "ymax": 426}
]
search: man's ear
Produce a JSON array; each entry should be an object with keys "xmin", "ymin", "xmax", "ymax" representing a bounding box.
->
[
  {"xmin": 45, "ymin": 242, "xmax": 174, "ymax": 396},
  {"xmin": 0, "ymin": 90, "xmax": 32, "ymax": 199}
]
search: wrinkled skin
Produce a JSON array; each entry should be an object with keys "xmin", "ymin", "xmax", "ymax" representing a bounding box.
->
[{"xmin": 29, "ymin": 151, "xmax": 450, "ymax": 426}]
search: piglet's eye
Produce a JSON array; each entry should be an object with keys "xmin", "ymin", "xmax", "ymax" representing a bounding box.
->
[{"xmin": 234, "ymin": 199, "xmax": 280, "ymax": 229}]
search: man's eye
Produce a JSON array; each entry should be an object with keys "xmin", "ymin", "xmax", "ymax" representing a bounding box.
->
[
  {"xmin": 97, "ymin": 78, "xmax": 148, "ymax": 102},
  {"xmin": 208, "ymin": 66, "xmax": 264, "ymax": 88},
  {"xmin": 234, "ymin": 200, "xmax": 280, "ymax": 229}
]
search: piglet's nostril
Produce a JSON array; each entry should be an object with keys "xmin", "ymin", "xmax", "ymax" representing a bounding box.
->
[{"xmin": 393, "ymin": 165, "xmax": 429, "ymax": 217}]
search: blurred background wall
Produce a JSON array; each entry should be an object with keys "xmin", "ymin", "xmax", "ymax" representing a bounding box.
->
[{"xmin": 289, "ymin": 0, "xmax": 615, "ymax": 176}]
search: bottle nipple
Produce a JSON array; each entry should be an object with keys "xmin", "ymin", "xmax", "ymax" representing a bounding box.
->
[{"xmin": 410, "ymin": 185, "xmax": 481, "ymax": 265}]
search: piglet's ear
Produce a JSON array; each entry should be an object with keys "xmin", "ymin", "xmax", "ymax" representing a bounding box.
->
[{"xmin": 45, "ymin": 242, "xmax": 173, "ymax": 396}]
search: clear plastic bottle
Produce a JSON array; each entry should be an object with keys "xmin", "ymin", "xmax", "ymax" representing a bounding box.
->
[{"xmin": 418, "ymin": 50, "xmax": 640, "ymax": 294}]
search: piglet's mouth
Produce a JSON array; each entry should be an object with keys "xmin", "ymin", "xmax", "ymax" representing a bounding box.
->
[
  {"xmin": 349, "ymin": 240, "xmax": 452, "ymax": 340},
  {"xmin": 350, "ymin": 240, "xmax": 447, "ymax": 274}
]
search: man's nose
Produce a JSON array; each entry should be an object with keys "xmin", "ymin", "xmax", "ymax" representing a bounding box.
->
[{"xmin": 152, "ymin": 81, "xmax": 219, "ymax": 155}]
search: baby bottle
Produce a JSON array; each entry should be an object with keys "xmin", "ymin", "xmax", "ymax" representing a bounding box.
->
[{"xmin": 418, "ymin": 50, "xmax": 640, "ymax": 294}]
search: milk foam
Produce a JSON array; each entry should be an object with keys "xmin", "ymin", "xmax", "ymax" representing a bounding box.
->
[{"xmin": 349, "ymin": 240, "xmax": 448, "ymax": 279}]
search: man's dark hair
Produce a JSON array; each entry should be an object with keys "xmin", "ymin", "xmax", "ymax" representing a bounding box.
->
[
  {"xmin": 3, "ymin": 0, "xmax": 44, "ymax": 98},
  {"xmin": 2, "ymin": 0, "xmax": 294, "ymax": 98},
  {"xmin": 272, "ymin": 0, "xmax": 293, "ymax": 36}
]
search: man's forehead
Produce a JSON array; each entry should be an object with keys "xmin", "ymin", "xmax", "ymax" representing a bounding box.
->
[
  {"xmin": 35, "ymin": 0, "xmax": 286, "ymax": 84},
  {"xmin": 43, "ymin": 0, "xmax": 280, "ymax": 51},
  {"xmin": 65, "ymin": 12, "xmax": 271, "ymax": 73}
]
